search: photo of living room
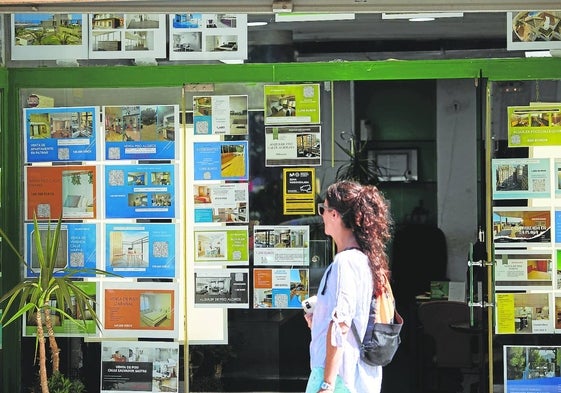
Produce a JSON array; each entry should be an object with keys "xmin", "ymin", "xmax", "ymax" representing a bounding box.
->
[{"xmin": 108, "ymin": 230, "xmax": 149, "ymax": 268}]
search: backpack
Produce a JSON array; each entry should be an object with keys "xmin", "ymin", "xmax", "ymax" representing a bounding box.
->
[{"xmin": 351, "ymin": 279, "xmax": 404, "ymax": 367}]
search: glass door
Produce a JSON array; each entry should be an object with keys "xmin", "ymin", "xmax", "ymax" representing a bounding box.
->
[{"xmin": 487, "ymin": 79, "xmax": 561, "ymax": 393}]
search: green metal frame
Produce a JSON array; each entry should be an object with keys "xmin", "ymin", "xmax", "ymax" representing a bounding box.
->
[{"xmin": 1, "ymin": 57, "xmax": 561, "ymax": 392}]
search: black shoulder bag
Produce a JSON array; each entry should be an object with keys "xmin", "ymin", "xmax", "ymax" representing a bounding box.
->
[{"xmin": 350, "ymin": 281, "xmax": 404, "ymax": 367}]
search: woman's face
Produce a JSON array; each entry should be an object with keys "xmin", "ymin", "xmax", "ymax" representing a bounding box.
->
[{"xmin": 319, "ymin": 199, "xmax": 338, "ymax": 236}]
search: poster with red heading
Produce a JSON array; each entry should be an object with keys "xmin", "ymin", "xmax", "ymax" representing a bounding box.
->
[
  {"xmin": 25, "ymin": 165, "xmax": 97, "ymax": 220},
  {"xmin": 102, "ymin": 281, "xmax": 178, "ymax": 339}
]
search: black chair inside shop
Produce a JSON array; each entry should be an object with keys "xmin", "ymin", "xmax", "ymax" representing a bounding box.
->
[{"xmin": 418, "ymin": 300, "xmax": 480, "ymax": 393}]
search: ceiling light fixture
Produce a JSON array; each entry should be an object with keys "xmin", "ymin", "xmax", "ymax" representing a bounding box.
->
[
  {"xmin": 275, "ymin": 13, "xmax": 355, "ymax": 22},
  {"xmin": 382, "ymin": 12, "xmax": 464, "ymax": 22},
  {"xmin": 247, "ymin": 21, "xmax": 268, "ymax": 27}
]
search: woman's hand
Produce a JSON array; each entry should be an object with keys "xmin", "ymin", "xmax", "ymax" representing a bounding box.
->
[{"xmin": 304, "ymin": 312, "xmax": 313, "ymax": 328}]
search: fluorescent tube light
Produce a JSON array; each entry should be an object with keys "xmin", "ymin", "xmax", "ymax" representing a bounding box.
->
[
  {"xmin": 247, "ymin": 21, "xmax": 268, "ymax": 27},
  {"xmin": 382, "ymin": 12, "xmax": 463, "ymax": 21},
  {"xmin": 524, "ymin": 50, "xmax": 552, "ymax": 57},
  {"xmin": 275, "ymin": 13, "xmax": 355, "ymax": 22}
]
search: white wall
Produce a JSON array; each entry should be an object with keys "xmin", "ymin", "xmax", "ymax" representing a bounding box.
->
[{"xmin": 436, "ymin": 79, "xmax": 479, "ymax": 282}]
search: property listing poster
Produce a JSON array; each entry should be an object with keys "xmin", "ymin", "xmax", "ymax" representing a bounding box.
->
[
  {"xmin": 253, "ymin": 268, "xmax": 309, "ymax": 309},
  {"xmin": 555, "ymin": 295, "xmax": 561, "ymax": 331},
  {"xmin": 105, "ymin": 163, "xmax": 176, "ymax": 219},
  {"xmin": 105, "ymin": 222, "xmax": 177, "ymax": 278},
  {"xmin": 265, "ymin": 125, "xmax": 321, "ymax": 166},
  {"xmin": 103, "ymin": 104, "xmax": 178, "ymax": 160},
  {"xmin": 193, "ymin": 141, "xmax": 249, "ymax": 181},
  {"xmin": 264, "ymin": 84, "xmax": 321, "ymax": 125},
  {"xmin": 554, "ymin": 211, "xmax": 561, "ymax": 244},
  {"xmin": 101, "ymin": 340, "xmax": 179, "ymax": 393},
  {"xmin": 507, "ymin": 11, "xmax": 561, "ymax": 51},
  {"xmin": 193, "ymin": 182, "xmax": 248, "ymax": 223},
  {"xmin": 25, "ymin": 222, "xmax": 99, "ymax": 278},
  {"xmin": 102, "ymin": 281, "xmax": 178, "ymax": 339},
  {"xmin": 507, "ymin": 105, "xmax": 561, "ymax": 147},
  {"xmin": 282, "ymin": 168, "xmax": 316, "ymax": 215},
  {"xmin": 504, "ymin": 345, "xmax": 561, "ymax": 393},
  {"xmin": 89, "ymin": 14, "xmax": 167, "ymax": 60},
  {"xmin": 23, "ymin": 281, "xmax": 98, "ymax": 337},
  {"xmin": 492, "ymin": 158, "xmax": 551, "ymax": 199},
  {"xmin": 25, "ymin": 165, "xmax": 98, "ymax": 220},
  {"xmin": 493, "ymin": 208, "xmax": 551, "ymax": 247},
  {"xmin": 24, "ymin": 106, "xmax": 98, "ymax": 163},
  {"xmin": 11, "ymin": 14, "xmax": 88, "ymax": 61},
  {"xmin": 554, "ymin": 159, "xmax": 561, "ymax": 198},
  {"xmin": 253, "ymin": 225, "xmax": 310, "ymax": 266},
  {"xmin": 494, "ymin": 251, "xmax": 553, "ymax": 289},
  {"xmin": 557, "ymin": 250, "xmax": 561, "ymax": 289},
  {"xmin": 168, "ymin": 13, "xmax": 248, "ymax": 61},
  {"xmin": 194, "ymin": 226, "xmax": 249, "ymax": 265},
  {"xmin": 194, "ymin": 268, "xmax": 249, "ymax": 308},
  {"xmin": 495, "ymin": 292, "xmax": 552, "ymax": 334},
  {"xmin": 193, "ymin": 95, "xmax": 248, "ymax": 135}
]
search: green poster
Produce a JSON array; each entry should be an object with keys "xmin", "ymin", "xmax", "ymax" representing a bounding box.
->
[
  {"xmin": 264, "ymin": 84, "xmax": 321, "ymax": 125},
  {"xmin": 508, "ymin": 105, "xmax": 561, "ymax": 147}
]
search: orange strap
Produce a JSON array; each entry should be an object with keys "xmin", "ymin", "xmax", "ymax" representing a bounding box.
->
[{"xmin": 375, "ymin": 279, "xmax": 395, "ymax": 324}]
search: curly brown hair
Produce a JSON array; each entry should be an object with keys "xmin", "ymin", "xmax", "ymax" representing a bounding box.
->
[{"xmin": 326, "ymin": 180, "xmax": 393, "ymax": 296}]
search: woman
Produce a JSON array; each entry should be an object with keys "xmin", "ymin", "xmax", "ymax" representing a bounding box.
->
[{"xmin": 305, "ymin": 180, "xmax": 392, "ymax": 393}]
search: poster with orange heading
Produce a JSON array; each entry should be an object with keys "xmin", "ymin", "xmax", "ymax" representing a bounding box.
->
[
  {"xmin": 25, "ymin": 165, "xmax": 98, "ymax": 220},
  {"xmin": 102, "ymin": 281, "xmax": 178, "ymax": 339}
]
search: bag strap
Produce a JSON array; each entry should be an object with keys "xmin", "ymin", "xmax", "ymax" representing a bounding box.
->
[
  {"xmin": 377, "ymin": 278, "xmax": 395, "ymax": 324},
  {"xmin": 350, "ymin": 319, "xmax": 363, "ymax": 346}
]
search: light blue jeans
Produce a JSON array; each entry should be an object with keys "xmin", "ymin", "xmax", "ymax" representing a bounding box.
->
[{"xmin": 305, "ymin": 367, "xmax": 351, "ymax": 393}]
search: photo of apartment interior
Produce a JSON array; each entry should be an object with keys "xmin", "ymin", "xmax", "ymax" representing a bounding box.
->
[
  {"xmin": 196, "ymin": 276, "xmax": 232, "ymax": 296},
  {"xmin": 213, "ymin": 203, "xmax": 247, "ymax": 222},
  {"xmin": 196, "ymin": 232, "xmax": 225, "ymax": 258},
  {"xmin": 128, "ymin": 192, "xmax": 148, "ymax": 207},
  {"xmin": 140, "ymin": 292, "xmax": 172, "ymax": 328},
  {"xmin": 27, "ymin": 295, "xmax": 96, "ymax": 329},
  {"xmin": 229, "ymin": 96, "xmax": 248, "ymax": 135},
  {"xmin": 268, "ymin": 95, "xmax": 296, "ymax": 117},
  {"xmin": 527, "ymin": 259, "xmax": 551, "ymax": 280},
  {"xmin": 193, "ymin": 96, "xmax": 211, "ymax": 116},
  {"xmin": 296, "ymin": 133, "xmax": 320, "ymax": 157},
  {"xmin": 128, "ymin": 171, "xmax": 147, "ymax": 185},
  {"xmin": 172, "ymin": 32, "xmax": 201, "ymax": 53},
  {"xmin": 153, "ymin": 355, "xmax": 178, "ymax": 392},
  {"xmin": 30, "ymin": 228, "xmax": 68, "ymax": 270},
  {"xmin": 126, "ymin": 14, "xmax": 160, "ymax": 29},
  {"xmin": 209, "ymin": 35, "xmax": 238, "ymax": 51},
  {"xmin": 109, "ymin": 230, "xmax": 149, "ymax": 267},
  {"xmin": 151, "ymin": 171, "xmax": 171, "ymax": 185},
  {"xmin": 159, "ymin": 111, "xmax": 176, "ymax": 141},
  {"xmin": 49, "ymin": 110, "xmax": 93, "ymax": 139},
  {"xmin": 194, "ymin": 186, "xmax": 211, "ymax": 203},
  {"xmin": 514, "ymin": 294, "xmax": 550, "ymax": 333},
  {"xmin": 91, "ymin": 30, "xmax": 122, "ymax": 51},
  {"xmin": 151, "ymin": 193, "xmax": 172, "ymax": 207},
  {"xmin": 62, "ymin": 170, "xmax": 95, "ymax": 218}
]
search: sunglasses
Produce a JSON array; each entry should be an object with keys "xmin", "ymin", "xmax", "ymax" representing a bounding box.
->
[{"xmin": 317, "ymin": 203, "xmax": 335, "ymax": 216}]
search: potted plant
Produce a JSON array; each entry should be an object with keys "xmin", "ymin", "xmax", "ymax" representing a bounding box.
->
[
  {"xmin": 335, "ymin": 132, "xmax": 381, "ymax": 186},
  {"xmin": 0, "ymin": 217, "xmax": 112, "ymax": 393}
]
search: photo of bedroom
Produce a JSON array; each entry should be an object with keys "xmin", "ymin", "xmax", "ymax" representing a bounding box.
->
[
  {"xmin": 139, "ymin": 292, "xmax": 173, "ymax": 329},
  {"xmin": 61, "ymin": 169, "xmax": 95, "ymax": 219},
  {"xmin": 109, "ymin": 230, "xmax": 149, "ymax": 268}
]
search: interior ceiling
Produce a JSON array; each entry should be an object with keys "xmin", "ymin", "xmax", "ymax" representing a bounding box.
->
[
  {"xmin": 247, "ymin": 12, "xmax": 516, "ymax": 61},
  {"xmin": 0, "ymin": 1, "xmax": 557, "ymax": 61}
]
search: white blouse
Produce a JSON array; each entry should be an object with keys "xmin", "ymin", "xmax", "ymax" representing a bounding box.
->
[{"xmin": 308, "ymin": 248, "xmax": 383, "ymax": 393}]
